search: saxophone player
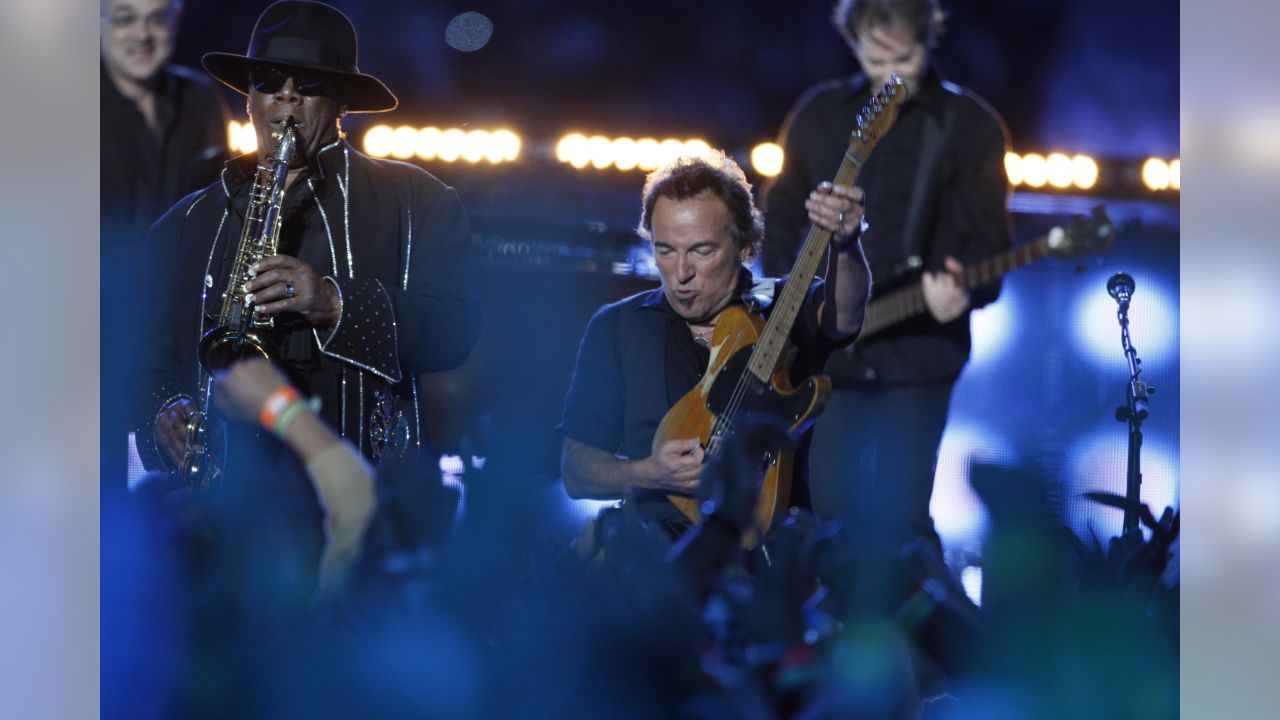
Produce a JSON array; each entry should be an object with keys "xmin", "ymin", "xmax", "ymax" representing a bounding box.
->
[{"xmin": 134, "ymin": 0, "xmax": 480, "ymax": 484}]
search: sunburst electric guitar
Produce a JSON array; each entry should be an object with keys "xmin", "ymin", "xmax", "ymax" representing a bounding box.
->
[{"xmin": 653, "ymin": 78, "xmax": 907, "ymax": 545}]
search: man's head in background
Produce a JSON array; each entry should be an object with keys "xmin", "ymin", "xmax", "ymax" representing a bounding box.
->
[
  {"xmin": 833, "ymin": 0, "xmax": 944, "ymax": 96},
  {"xmin": 100, "ymin": 0, "xmax": 181, "ymax": 88}
]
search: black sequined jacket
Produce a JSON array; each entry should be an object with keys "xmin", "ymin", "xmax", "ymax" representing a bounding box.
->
[{"xmin": 131, "ymin": 138, "xmax": 481, "ymax": 471}]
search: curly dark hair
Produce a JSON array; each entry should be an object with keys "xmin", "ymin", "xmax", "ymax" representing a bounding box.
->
[
  {"xmin": 832, "ymin": 0, "xmax": 947, "ymax": 49},
  {"xmin": 636, "ymin": 152, "xmax": 764, "ymax": 261}
]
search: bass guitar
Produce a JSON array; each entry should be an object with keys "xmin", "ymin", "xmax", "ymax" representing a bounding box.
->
[{"xmin": 857, "ymin": 206, "xmax": 1115, "ymax": 341}]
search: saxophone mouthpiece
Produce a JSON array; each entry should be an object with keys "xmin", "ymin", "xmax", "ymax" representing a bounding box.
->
[
  {"xmin": 269, "ymin": 117, "xmax": 299, "ymax": 164},
  {"xmin": 270, "ymin": 115, "xmax": 298, "ymax": 139}
]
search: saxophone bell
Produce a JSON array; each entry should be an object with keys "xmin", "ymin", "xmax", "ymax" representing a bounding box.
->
[
  {"xmin": 177, "ymin": 409, "xmax": 226, "ymax": 489},
  {"xmin": 197, "ymin": 325, "xmax": 278, "ymax": 373}
]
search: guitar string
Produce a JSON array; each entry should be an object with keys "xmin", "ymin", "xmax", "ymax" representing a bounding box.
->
[
  {"xmin": 709, "ymin": 247, "xmax": 813, "ymax": 455},
  {"xmin": 707, "ymin": 272, "xmax": 794, "ymax": 451},
  {"xmin": 707, "ymin": 130, "xmax": 861, "ymax": 454},
  {"xmin": 690, "ymin": 92, "xmax": 911, "ymax": 526},
  {"xmin": 703, "ymin": 89, "xmax": 899, "ymax": 461}
]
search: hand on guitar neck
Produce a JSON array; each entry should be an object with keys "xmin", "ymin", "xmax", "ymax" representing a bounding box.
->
[
  {"xmin": 921, "ymin": 256, "xmax": 971, "ymax": 324},
  {"xmin": 805, "ymin": 182, "xmax": 866, "ymax": 240},
  {"xmin": 807, "ymin": 182, "xmax": 873, "ymax": 339}
]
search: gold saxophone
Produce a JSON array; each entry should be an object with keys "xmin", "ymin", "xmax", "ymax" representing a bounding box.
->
[{"xmin": 178, "ymin": 116, "xmax": 299, "ymax": 486}]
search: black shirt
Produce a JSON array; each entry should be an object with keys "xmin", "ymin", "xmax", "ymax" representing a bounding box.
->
[
  {"xmin": 763, "ymin": 68, "xmax": 1011, "ymax": 384},
  {"xmin": 102, "ymin": 63, "xmax": 229, "ymax": 453},
  {"xmin": 101, "ymin": 63, "xmax": 229, "ymax": 246}
]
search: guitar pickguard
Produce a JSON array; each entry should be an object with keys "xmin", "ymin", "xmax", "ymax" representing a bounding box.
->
[{"xmin": 705, "ymin": 345, "xmax": 824, "ymax": 439}]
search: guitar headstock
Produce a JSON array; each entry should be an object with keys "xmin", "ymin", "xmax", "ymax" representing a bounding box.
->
[
  {"xmin": 848, "ymin": 75, "xmax": 908, "ymax": 162},
  {"xmin": 1046, "ymin": 205, "xmax": 1115, "ymax": 259}
]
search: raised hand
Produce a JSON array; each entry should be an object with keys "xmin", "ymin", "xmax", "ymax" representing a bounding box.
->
[
  {"xmin": 211, "ymin": 357, "xmax": 290, "ymax": 424},
  {"xmin": 805, "ymin": 181, "xmax": 866, "ymax": 238}
]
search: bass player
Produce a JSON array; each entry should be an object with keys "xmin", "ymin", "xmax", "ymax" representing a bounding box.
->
[{"xmin": 762, "ymin": 0, "xmax": 1012, "ymax": 553}]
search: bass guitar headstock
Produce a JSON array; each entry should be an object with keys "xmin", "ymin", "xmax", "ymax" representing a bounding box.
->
[{"xmin": 1046, "ymin": 205, "xmax": 1115, "ymax": 260}]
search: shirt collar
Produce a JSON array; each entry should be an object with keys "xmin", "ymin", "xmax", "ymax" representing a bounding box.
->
[
  {"xmin": 100, "ymin": 62, "xmax": 175, "ymax": 125},
  {"xmin": 222, "ymin": 136, "xmax": 348, "ymax": 196}
]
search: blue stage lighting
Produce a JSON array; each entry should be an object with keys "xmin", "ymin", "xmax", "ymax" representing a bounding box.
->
[
  {"xmin": 563, "ymin": 498, "xmax": 619, "ymax": 527},
  {"xmin": 1065, "ymin": 431, "xmax": 1179, "ymax": 542},
  {"xmin": 1072, "ymin": 277, "xmax": 1177, "ymax": 367},
  {"xmin": 968, "ymin": 287, "xmax": 1017, "ymax": 369},
  {"xmin": 931, "ymin": 422, "xmax": 1019, "ymax": 554}
]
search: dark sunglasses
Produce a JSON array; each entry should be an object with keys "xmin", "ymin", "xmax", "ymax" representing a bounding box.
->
[{"xmin": 249, "ymin": 66, "xmax": 332, "ymax": 96}]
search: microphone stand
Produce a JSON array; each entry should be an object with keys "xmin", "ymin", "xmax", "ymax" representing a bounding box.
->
[{"xmin": 1112, "ymin": 290, "xmax": 1152, "ymax": 537}]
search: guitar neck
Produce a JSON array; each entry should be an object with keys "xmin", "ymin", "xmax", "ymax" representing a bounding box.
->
[
  {"xmin": 860, "ymin": 235, "xmax": 1049, "ymax": 337},
  {"xmin": 747, "ymin": 150, "xmax": 864, "ymax": 382}
]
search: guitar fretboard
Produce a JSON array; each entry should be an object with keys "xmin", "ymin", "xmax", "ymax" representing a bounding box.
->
[
  {"xmin": 748, "ymin": 147, "xmax": 868, "ymax": 382},
  {"xmin": 859, "ymin": 235, "xmax": 1051, "ymax": 338}
]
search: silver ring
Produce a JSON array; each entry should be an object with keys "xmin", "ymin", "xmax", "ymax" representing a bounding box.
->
[
  {"xmin": 285, "ymin": 282, "xmax": 295, "ymax": 298},
  {"xmin": 836, "ymin": 210, "xmax": 846, "ymax": 234}
]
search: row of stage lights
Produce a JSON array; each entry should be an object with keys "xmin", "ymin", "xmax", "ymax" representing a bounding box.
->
[
  {"xmin": 362, "ymin": 125, "xmax": 522, "ymax": 164},
  {"xmin": 554, "ymin": 134, "xmax": 715, "ymax": 171},
  {"xmin": 227, "ymin": 121, "xmax": 522, "ymax": 164},
  {"xmin": 226, "ymin": 121, "xmax": 1178, "ymax": 193},
  {"xmin": 1139, "ymin": 157, "xmax": 1181, "ymax": 191},
  {"xmin": 1003, "ymin": 152, "xmax": 1180, "ymax": 192},
  {"xmin": 1005, "ymin": 152, "xmax": 1099, "ymax": 190}
]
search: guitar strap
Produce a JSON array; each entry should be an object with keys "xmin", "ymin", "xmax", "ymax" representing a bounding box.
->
[
  {"xmin": 838, "ymin": 80, "xmax": 958, "ymax": 373},
  {"xmin": 897, "ymin": 85, "xmax": 957, "ymax": 273}
]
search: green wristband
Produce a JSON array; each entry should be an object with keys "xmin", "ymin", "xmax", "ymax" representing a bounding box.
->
[{"xmin": 273, "ymin": 400, "xmax": 310, "ymax": 438}]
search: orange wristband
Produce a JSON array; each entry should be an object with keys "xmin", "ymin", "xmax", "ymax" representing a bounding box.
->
[{"xmin": 259, "ymin": 386, "xmax": 301, "ymax": 429}]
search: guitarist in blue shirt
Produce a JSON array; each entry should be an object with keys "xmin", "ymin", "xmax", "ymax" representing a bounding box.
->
[{"xmin": 559, "ymin": 152, "xmax": 872, "ymax": 539}]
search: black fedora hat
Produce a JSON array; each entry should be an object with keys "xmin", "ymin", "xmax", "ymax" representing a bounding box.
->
[{"xmin": 202, "ymin": 0, "xmax": 397, "ymax": 113}]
